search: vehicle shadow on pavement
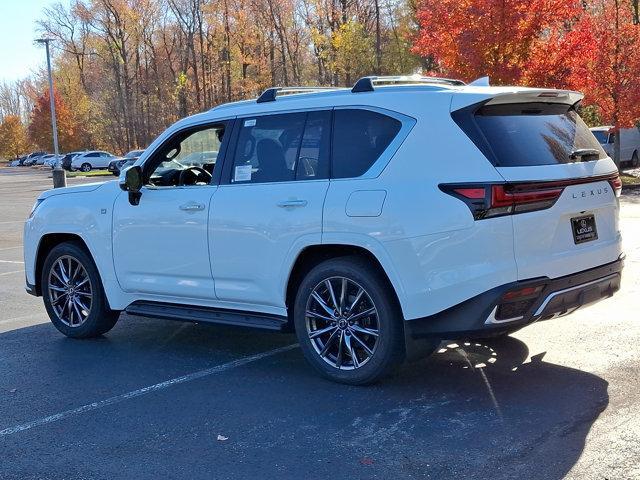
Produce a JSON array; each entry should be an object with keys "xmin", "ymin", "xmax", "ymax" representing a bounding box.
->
[{"xmin": 0, "ymin": 318, "xmax": 608, "ymax": 480}]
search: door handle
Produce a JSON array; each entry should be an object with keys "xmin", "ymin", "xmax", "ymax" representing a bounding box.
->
[
  {"xmin": 277, "ymin": 199, "xmax": 308, "ymax": 208},
  {"xmin": 179, "ymin": 202, "xmax": 206, "ymax": 211}
]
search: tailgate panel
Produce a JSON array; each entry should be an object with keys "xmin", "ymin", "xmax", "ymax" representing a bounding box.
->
[{"xmin": 509, "ymin": 178, "xmax": 621, "ymax": 280}]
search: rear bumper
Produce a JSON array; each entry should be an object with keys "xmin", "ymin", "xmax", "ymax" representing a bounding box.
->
[{"xmin": 406, "ymin": 256, "xmax": 624, "ymax": 340}]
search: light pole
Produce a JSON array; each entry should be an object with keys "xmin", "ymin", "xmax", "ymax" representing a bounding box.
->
[{"xmin": 35, "ymin": 38, "xmax": 66, "ymax": 188}]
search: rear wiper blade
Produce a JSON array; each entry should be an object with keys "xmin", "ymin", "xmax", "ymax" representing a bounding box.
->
[{"xmin": 569, "ymin": 148, "xmax": 600, "ymax": 161}]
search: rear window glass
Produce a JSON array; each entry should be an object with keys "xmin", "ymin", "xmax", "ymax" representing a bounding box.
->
[
  {"xmin": 332, "ymin": 109, "xmax": 401, "ymax": 178},
  {"xmin": 474, "ymin": 103, "xmax": 607, "ymax": 166}
]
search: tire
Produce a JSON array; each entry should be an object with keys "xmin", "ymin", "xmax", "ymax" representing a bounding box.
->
[
  {"xmin": 81, "ymin": 163, "xmax": 91, "ymax": 172},
  {"xmin": 42, "ymin": 241, "xmax": 120, "ymax": 338},
  {"xmin": 632, "ymin": 151, "xmax": 639, "ymax": 169},
  {"xmin": 293, "ymin": 256, "xmax": 405, "ymax": 385}
]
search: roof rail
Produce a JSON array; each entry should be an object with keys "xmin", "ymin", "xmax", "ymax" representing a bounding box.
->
[
  {"xmin": 351, "ymin": 75, "xmax": 465, "ymax": 93},
  {"xmin": 256, "ymin": 86, "xmax": 339, "ymax": 103}
]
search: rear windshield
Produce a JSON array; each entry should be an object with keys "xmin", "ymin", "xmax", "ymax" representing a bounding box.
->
[{"xmin": 471, "ymin": 103, "xmax": 607, "ymax": 167}]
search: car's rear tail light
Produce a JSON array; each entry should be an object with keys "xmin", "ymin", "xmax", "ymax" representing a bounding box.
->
[
  {"xmin": 439, "ymin": 183, "xmax": 564, "ymax": 219},
  {"xmin": 608, "ymin": 175, "xmax": 622, "ymax": 197},
  {"xmin": 440, "ymin": 172, "xmax": 619, "ymax": 220},
  {"xmin": 491, "ymin": 184, "xmax": 564, "ymax": 214}
]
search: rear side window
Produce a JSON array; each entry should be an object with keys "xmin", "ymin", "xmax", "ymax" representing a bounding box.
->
[
  {"xmin": 470, "ymin": 103, "xmax": 606, "ymax": 167},
  {"xmin": 332, "ymin": 109, "xmax": 402, "ymax": 178},
  {"xmin": 231, "ymin": 111, "xmax": 330, "ymax": 183}
]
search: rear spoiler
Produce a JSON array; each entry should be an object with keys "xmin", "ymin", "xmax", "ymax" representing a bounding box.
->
[{"xmin": 451, "ymin": 88, "xmax": 584, "ymax": 113}]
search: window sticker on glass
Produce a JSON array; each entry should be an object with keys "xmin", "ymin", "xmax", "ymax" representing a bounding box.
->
[
  {"xmin": 244, "ymin": 119, "xmax": 256, "ymax": 127},
  {"xmin": 234, "ymin": 164, "xmax": 252, "ymax": 182}
]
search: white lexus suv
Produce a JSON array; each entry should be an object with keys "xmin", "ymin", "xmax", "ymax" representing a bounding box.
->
[{"xmin": 24, "ymin": 77, "xmax": 624, "ymax": 384}]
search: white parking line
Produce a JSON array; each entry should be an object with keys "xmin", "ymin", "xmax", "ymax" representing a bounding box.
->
[
  {"xmin": 0, "ymin": 343, "xmax": 298, "ymax": 437},
  {"xmin": 0, "ymin": 260, "xmax": 24, "ymax": 264},
  {"xmin": 0, "ymin": 270, "xmax": 24, "ymax": 276},
  {"xmin": 0, "ymin": 313, "xmax": 47, "ymax": 326}
]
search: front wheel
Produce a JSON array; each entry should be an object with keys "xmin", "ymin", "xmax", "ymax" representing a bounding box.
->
[
  {"xmin": 42, "ymin": 242, "xmax": 120, "ymax": 338},
  {"xmin": 294, "ymin": 257, "xmax": 405, "ymax": 385},
  {"xmin": 80, "ymin": 163, "xmax": 91, "ymax": 172}
]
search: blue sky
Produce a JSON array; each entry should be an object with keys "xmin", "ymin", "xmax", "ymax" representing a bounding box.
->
[{"xmin": 0, "ymin": 0, "xmax": 58, "ymax": 83}]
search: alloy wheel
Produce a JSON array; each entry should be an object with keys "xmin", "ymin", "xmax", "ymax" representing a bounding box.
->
[
  {"xmin": 305, "ymin": 276, "xmax": 380, "ymax": 370},
  {"xmin": 47, "ymin": 255, "xmax": 93, "ymax": 327}
]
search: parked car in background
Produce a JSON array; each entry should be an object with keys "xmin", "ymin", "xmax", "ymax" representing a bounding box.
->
[
  {"xmin": 61, "ymin": 152, "xmax": 83, "ymax": 171},
  {"xmin": 9, "ymin": 156, "xmax": 26, "ymax": 166},
  {"xmin": 108, "ymin": 149, "xmax": 145, "ymax": 176},
  {"xmin": 70, "ymin": 151, "xmax": 117, "ymax": 172},
  {"xmin": 23, "ymin": 152, "xmax": 47, "ymax": 166},
  {"xmin": 180, "ymin": 150, "xmax": 218, "ymax": 167},
  {"xmin": 42, "ymin": 154, "xmax": 63, "ymax": 168},
  {"xmin": 24, "ymin": 77, "xmax": 623, "ymax": 384},
  {"xmin": 590, "ymin": 126, "xmax": 640, "ymax": 168}
]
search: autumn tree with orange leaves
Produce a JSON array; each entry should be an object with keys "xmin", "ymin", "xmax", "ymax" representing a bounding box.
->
[
  {"xmin": 0, "ymin": 115, "xmax": 29, "ymax": 159},
  {"xmin": 28, "ymin": 89, "xmax": 86, "ymax": 153}
]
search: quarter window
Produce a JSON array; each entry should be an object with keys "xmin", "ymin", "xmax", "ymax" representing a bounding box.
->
[{"xmin": 332, "ymin": 109, "xmax": 402, "ymax": 178}]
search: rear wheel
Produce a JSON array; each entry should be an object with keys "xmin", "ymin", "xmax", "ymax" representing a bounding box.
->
[
  {"xmin": 42, "ymin": 242, "xmax": 119, "ymax": 338},
  {"xmin": 294, "ymin": 257, "xmax": 405, "ymax": 385},
  {"xmin": 80, "ymin": 163, "xmax": 91, "ymax": 172}
]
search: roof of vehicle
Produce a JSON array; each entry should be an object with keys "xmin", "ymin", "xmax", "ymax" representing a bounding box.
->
[
  {"xmin": 125, "ymin": 149, "xmax": 145, "ymax": 156},
  {"xmin": 75, "ymin": 150, "xmax": 111, "ymax": 155},
  {"xmin": 589, "ymin": 126, "xmax": 614, "ymax": 131},
  {"xmin": 192, "ymin": 76, "xmax": 583, "ymax": 122}
]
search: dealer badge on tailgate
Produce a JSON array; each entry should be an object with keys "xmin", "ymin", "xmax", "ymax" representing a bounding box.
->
[{"xmin": 571, "ymin": 214, "xmax": 598, "ymax": 244}]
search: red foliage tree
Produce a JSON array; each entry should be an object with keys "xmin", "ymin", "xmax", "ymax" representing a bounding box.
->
[
  {"xmin": 412, "ymin": 0, "xmax": 640, "ymax": 164},
  {"xmin": 573, "ymin": 1, "xmax": 640, "ymax": 129},
  {"xmin": 412, "ymin": 0, "xmax": 579, "ymax": 84}
]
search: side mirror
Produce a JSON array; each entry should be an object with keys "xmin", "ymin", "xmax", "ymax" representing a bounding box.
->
[{"xmin": 119, "ymin": 165, "xmax": 143, "ymax": 205}]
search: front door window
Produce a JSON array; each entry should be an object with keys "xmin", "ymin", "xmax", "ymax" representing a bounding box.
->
[{"xmin": 147, "ymin": 124, "xmax": 226, "ymax": 187}]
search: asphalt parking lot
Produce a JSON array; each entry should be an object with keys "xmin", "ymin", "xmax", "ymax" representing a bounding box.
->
[{"xmin": 0, "ymin": 168, "xmax": 639, "ymax": 480}]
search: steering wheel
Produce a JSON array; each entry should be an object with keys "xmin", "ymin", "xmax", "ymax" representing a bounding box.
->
[{"xmin": 178, "ymin": 166, "xmax": 212, "ymax": 186}]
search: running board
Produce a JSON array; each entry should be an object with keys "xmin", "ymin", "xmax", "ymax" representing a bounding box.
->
[{"xmin": 125, "ymin": 301, "xmax": 288, "ymax": 331}]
